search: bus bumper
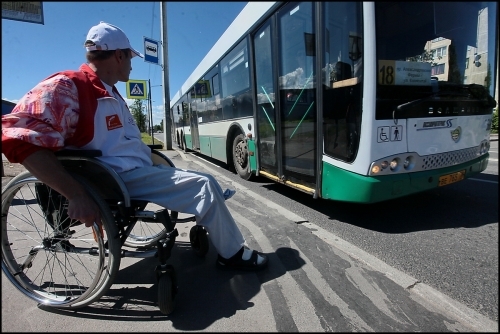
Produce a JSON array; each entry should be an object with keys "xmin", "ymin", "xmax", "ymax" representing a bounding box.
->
[{"xmin": 321, "ymin": 154, "xmax": 489, "ymax": 203}]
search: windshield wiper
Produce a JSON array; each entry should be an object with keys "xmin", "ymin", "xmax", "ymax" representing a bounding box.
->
[{"xmin": 394, "ymin": 84, "xmax": 496, "ymax": 120}]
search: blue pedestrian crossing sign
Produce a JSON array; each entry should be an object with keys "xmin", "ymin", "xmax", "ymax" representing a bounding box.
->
[{"xmin": 126, "ymin": 79, "xmax": 147, "ymax": 99}]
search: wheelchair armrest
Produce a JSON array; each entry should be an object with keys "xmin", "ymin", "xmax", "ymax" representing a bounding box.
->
[
  {"xmin": 57, "ymin": 154, "xmax": 131, "ymax": 207},
  {"xmin": 148, "ymin": 144, "xmax": 163, "ymax": 150},
  {"xmin": 55, "ymin": 149, "xmax": 102, "ymax": 157},
  {"xmin": 151, "ymin": 149, "xmax": 175, "ymax": 168}
]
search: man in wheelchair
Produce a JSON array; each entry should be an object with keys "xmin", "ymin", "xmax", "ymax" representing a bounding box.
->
[{"xmin": 1, "ymin": 21, "xmax": 268, "ymax": 271}]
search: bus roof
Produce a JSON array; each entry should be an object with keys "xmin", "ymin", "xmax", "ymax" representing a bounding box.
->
[{"xmin": 170, "ymin": 1, "xmax": 276, "ymax": 107}]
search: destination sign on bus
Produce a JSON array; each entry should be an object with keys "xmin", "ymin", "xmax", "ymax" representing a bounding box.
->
[
  {"xmin": 378, "ymin": 60, "xmax": 431, "ymax": 86},
  {"xmin": 191, "ymin": 80, "xmax": 211, "ymax": 98}
]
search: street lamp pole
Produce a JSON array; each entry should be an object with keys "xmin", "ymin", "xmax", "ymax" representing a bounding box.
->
[{"xmin": 160, "ymin": 2, "xmax": 172, "ymax": 150}]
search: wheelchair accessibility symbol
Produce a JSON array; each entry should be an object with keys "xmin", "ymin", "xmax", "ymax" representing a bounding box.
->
[
  {"xmin": 378, "ymin": 126, "xmax": 390, "ymax": 142},
  {"xmin": 377, "ymin": 125, "xmax": 402, "ymax": 143}
]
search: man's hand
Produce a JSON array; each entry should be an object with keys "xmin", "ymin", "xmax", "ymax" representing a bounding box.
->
[
  {"xmin": 67, "ymin": 192, "xmax": 102, "ymax": 228},
  {"xmin": 22, "ymin": 149, "xmax": 103, "ymax": 228}
]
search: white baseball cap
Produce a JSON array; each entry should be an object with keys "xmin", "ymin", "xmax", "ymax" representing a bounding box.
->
[{"xmin": 85, "ymin": 21, "xmax": 144, "ymax": 58}]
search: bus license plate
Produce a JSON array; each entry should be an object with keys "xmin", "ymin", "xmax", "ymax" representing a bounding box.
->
[{"xmin": 438, "ymin": 170, "xmax": 466, "ymax": 186}]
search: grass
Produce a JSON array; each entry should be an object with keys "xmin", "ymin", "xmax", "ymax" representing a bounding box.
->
[{"xmin": 141, "ymin": 133, "xmax": 164, "ymax": 148}]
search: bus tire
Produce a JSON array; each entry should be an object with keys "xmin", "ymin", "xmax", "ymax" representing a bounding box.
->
[{"xmin": 232, "ymin": 134, "xmax": 252, "ymax": 180}]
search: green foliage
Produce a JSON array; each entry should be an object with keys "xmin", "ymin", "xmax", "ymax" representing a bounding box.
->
[
  {"xmin": 141, "ymin": 133, "xmax": 164, "ymax": 148},
  {"xmin": 484, "ymin": 63, "xmax": 492, "ymax": 90},
  {"xmin": 129, "ymin": 100, "xmax": 147, "ymax": 132},
  {"xmin": 406, "ymin": 50, "xmax": 439, "ymax": 65},
  {"xmin": 153, "ymin": 119, "xmax": 163, "ymax": 132},
  {"xmin": 447, "ymin": 42, "xmax": 462, "ymax": 84},
  {"xmin": 492, "ymin": 108, "xmax": 498, "ymax": 134}
]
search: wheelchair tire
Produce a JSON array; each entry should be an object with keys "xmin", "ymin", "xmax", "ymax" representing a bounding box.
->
[
  {"xmin": 1, "ymin": 171, "xmax": 121, "ymax": 309},
  {"xmin": 124, "ymin": 220, "xmax": 168, "ymax": 248},
  {"xmin": 189, "ymin": 225, "xmax": 209, "ymax": 257},
  {"xmin": 158, "ymin": 270, "xmax": 176, "ymax": 315},
  {"xmin": 123, "ymin": 205, "xmax": 176, "ymax": 249}
]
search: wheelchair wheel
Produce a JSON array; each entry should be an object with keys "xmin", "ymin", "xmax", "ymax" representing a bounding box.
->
[
  {"xmin": 124, "ymin": 150, "xmax": 177, "ymax": 249},
  {"xmin": 123, "ymin": 203, "xmax": 174, "ymax": 248},
  {"xmin": 1, "ymin": 171, "xmax": 121, "ymax": 308},
  {"xmin": 158, "ymin": 268, "xmax": 176, "ymax": 315},
  {"xmin": 189, "ymin": 225, "xmax": 209, "ymax": 257}
]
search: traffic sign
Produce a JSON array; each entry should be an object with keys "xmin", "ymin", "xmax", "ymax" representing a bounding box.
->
[
  {"xmin": 126, "ymin": 79, "xmax": 147, "ymax": 99},
  {"xmin": 2, "ymin": 1, "xmax": 44, "ymax": 25},
  {"xmin": 144, "ymin": 37, "xmax": 160, "ymax": 65}
]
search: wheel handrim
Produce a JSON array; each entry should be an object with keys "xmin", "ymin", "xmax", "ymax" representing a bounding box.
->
[{"xmin": 1, "ymin": 178, "xmax": 107, "ymax": 307}]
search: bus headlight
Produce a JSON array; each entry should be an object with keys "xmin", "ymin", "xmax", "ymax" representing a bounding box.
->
[
  {"xmin": 369, "ymin": 152, "xmax": 420, "ymax": 176},
  {"xmin": 479, "ymin": 140, "xmax": 490, "ymax": 155},
  {"xmin": 404, "ymin": 156, "xmax": 415, "ymax": 170},
  {"xmin": 390, "ymin": 158, "xmax": 400, "ymax": 171}
]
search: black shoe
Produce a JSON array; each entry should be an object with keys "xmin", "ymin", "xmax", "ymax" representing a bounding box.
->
[{"xmin": 216, "ymin": 246, "xmax": 268, "ymax": 271}]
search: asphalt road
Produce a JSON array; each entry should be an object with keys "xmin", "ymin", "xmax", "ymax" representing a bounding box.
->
[
  {"xmin": 166, "ymin": 132, "xmax": 499, "ymax": 320},
  {"xmin": 1, "ymin": 135, "xmax": 498, "ymax": 332},
  {"xmin": 177, "ymin": 135, "xmax": 499, "ymax": 325}
]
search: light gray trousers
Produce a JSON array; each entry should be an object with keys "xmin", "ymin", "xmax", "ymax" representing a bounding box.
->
[{"xmin": 119, "ymin": 164, "xmax": 245, "ymax": 258}]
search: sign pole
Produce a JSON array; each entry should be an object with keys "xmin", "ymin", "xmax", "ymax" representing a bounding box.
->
[
  {"xmin": 160, "ymin": 2, "xmax": 172, "ymax": 150},
  {"xmin": 148, "ymin": 79, "xmax": 154, "ymax": 144}
]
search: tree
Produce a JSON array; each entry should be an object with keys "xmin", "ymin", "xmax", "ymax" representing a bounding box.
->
[
  {"xmin": 129, "ymin": 99, "xmax": 147, "ymax": 132},
  {"xmin": 484, "ymin": 63, "xmax": 492, "ymax": 90},
  {"xmin": 406, "ymin": 50, "xmax": 439, "ymax": 66},
  {"xmin": 152, "ymin": 119, "xmax": 164, "ymax": 132},
  {"xmin": 447, "ymin": 42, "xmax": 462, "ymax": 84}
]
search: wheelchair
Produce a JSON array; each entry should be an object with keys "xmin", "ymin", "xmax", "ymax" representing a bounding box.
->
[{"xmin": 1, "ymin": 146, "xmax": 210, "ymax": 315}]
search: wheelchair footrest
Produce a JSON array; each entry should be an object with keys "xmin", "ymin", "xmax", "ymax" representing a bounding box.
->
[
  {"xmin": 155, "ymin": 209, "xmax": 176, "ymax": 231},
  {"xmin": 157, "ymin": 229, "xmax": 178, "ymax": 265}
]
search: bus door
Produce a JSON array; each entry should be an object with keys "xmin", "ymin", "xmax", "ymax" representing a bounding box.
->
[
  {"xmin": 188, "ymin": 100, "xmax": 200, "ymax": 151},
  {"xmin": 254, "ymin": 19, "xmax": 279, "ymax": 177},
  {"xmin": 277, "ymin": 2, "xmax": 317, "ymax": 185}
]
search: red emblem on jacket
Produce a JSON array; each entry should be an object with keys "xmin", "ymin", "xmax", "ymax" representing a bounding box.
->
[{"xmin": 106, "ymin": 114, "xmax": 123, "ymax": 130}]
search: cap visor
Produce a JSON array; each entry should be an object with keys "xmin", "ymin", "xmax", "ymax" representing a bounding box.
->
[{"xmin": 131, "ymin": 47, "xmax": 144, "ymax": 58}]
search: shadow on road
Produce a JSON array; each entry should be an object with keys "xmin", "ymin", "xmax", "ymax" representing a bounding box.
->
[
  {"xmin": 260, "ymin": 174, "xmax": 498, "ymax": 233},
  {"xmin": 39, "ymin": 241, "xmax": 305, "ymax": 330}
]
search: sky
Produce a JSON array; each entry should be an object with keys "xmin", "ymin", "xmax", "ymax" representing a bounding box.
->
[{"xmin": 1, "ymin": 1, "xmax": 248, "ymax": 126}]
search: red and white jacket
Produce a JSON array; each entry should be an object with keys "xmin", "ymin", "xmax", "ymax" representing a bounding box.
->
[{"xmin": 1, "ymin": 63, "xmax": 152, "ymax": 173}]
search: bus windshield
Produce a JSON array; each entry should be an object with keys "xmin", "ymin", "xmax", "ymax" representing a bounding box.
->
[{"xmin": 375, "ymin": 2, "xmax": 497, "ymax": 119}]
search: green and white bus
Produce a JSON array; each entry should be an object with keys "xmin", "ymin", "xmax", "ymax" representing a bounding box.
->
[{"xmin": 171, "ymin": 2, "xmax": 498, "ymax": 203}]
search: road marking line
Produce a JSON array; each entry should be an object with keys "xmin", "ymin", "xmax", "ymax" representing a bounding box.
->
[
  {"xmin": 287, "ymin": 238, "xmax": 374, "ymax": 331},
  {"xmin": 231, "ymin": 210, "xmax": 325, "ymax": 332},
  {"xmin": 469, "ymin": 178, "xmax": 498, "ymax": 184},
  {"xmin": 187, "ymin": 152, "xmax": 498, "ymax": 332}
]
